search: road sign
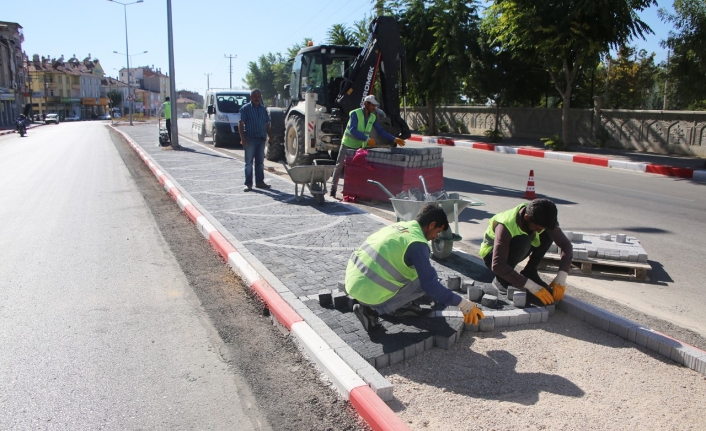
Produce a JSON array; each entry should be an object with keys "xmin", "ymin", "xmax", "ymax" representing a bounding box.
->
[{"xmin": 126, "ymin": 94, "xmax": 134, "ymax": 102}]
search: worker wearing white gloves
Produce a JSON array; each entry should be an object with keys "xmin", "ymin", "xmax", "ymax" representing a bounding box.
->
[
  {"xmin": 347, "ymin": 204, "xmax": 483, "ymax": 332},
  {"xmin": 479, "ymin": 199, "xmax": 573, "ymax": 305},
  {"xmin": 330, "ymin": 94, "xmax": 406, "ymax": 198}
]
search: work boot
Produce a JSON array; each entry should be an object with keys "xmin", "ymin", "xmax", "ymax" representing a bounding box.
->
[
  {"xmin": 394, "ymin": 302, "xmax": 432, "ymax": 318},
  {"xmin": 243, "ymin": 185, "xmax": 252, "ymax": 192},
  {"xmin": 255, "ymin": 183, "xmax": 271, "ymax": 189},
  {"xmin": 353, "ymin": 304, "xmax": 381, "ymax": 332},
  {"xmin": 329, "ymin": 188, "xmax": 337, "ymax": 198},
  {"xmin": 492, "ymin": 277, "xmax": 509, "ymax": 294}
]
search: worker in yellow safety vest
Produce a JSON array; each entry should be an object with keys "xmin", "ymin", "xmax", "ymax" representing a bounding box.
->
[
  {"xmin": 479, "ymin": 198, "xmax": 574, "ymax": 305},
  {"xmin": 346, "ymin": 203, "xmax": 485, "ymax": 332},
  {"xmin": 329, "ymin": 95, "xmax": 407, "ymax": 198}
]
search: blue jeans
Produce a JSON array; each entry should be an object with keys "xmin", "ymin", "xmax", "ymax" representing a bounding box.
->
[
  {"xmin": 364, "ymin": 278, "xmax": 424, "ymax": 316},
  {"xmin": 244, "ymin": 137, "xmax": 266, "ymax": 187}
]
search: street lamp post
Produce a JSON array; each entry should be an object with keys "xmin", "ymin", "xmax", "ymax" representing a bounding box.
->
[
  {"xmin": 113, "ymin": 50, "xmax": 146, "ymax": 119},
  {"xmin": 108, "ymin": 0, "xmax": 143, "ymax": 126}
]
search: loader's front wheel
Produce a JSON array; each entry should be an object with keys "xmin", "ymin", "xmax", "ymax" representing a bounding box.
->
[
  {"xmin": 265, "ymin": 136, "xmax": 285, "ymax": 161},
  {"xmin": 285, "ymin": 116, "xmax": 309, "ymax": 166}
]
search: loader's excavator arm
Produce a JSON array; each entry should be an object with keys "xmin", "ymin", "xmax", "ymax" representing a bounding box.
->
[{"xmin": 336, "ymin": 16, "xmax": 411, "ymax": 139}]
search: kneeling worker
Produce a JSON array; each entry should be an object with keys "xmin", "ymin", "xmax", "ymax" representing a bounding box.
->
[
  {"xmin": 346, "ymin": 204, "xmax": 485, "ymax": 332},
  {"xmin": 479, "ymin": 198, "xmax": 573, "ymax": 305}
]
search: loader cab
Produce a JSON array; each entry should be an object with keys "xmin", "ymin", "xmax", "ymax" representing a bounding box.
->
[{"xmin": 289, "ymin": 45, "xmax": 361, "ymax": 112}]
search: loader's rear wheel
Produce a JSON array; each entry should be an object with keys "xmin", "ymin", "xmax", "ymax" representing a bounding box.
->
[
  {"xmin": 431, "ymin": 230, "xmax": 454, "ymax": 260},
  {"xmin": 265, "ymin": 136, "xmax": 285, "ymax": 161},
  {"xmin": 285, "ymin": 116, "xmax": 310, "ymax": 166}
]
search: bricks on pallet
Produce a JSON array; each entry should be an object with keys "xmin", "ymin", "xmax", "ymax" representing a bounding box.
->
[{"xmin": 318, "ymin": 289, "xmax": 333, "ymax": 307}]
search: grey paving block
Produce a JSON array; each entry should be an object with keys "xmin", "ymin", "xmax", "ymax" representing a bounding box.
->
[
  {"xmin": 493, "ymin": 312, "xmax": 510, "ymax": 328},
  {"xmin": 447, "ymin": 275, "xmax": 461, "ymax": 291},
  {"xmin": 434, "ymin": 331, "xmax": 458, "ymax": 350},
  {"xmin": 616, "ymin": 233, "xmax": 626, "ymax": 243},
  {"xmin": 336, "ymin": 281, "xmax": 346, "ymax": 292},
  {"xmin": 545, "ymin": 304, "xmax": 555, "ymax": 316},
  {"xmin": 508, "ymin": 312, "xmax": 520, "ymax": 327},
  {"xmin": 513, "ymin": 291, "xmax": 527, "ymax": 308},
  {"xmin": 460, "ymin": 280, "xmax": 474, "ymax": 294},
  {"xmin": 481, "ymin": 294, "xmax": 498, "ymax": 308},
  {"xmin": 479, "ymin": 316, "xmax": 495, "ymax": 332},
  {"xmin": 468, "ymin": 285, "xmax": 484, "ymax": 301},
  {"xmin": 404, "ymin": 344, "xmax": 417, "ymax": 360},
  {"xmin": 374, "ymin": 353, "xmax": 390, "ymax": 369},
  {"xmin": 518, "ymin": 311, "xmax": 531, "ymax": 325},
  {"xmin": 357, "ymin": 367, "xmax": 394, "ymax": 401},
  {"xmin": 318, "ymin": 289, "xmax": 333, "ymax": 307},
  {"xmin": 541, "ymin": 309, "xmax": 549, "ymax": 323},
  {"xmin": 332, "ymin": 291, "xmax": 349, "ymax": 310},
  {"xmin": 528, "ymin": 308, "xmax": 542, "ymax": 324},
  {"xmin": 415, "ymin": 340, "xmax": 426, "ymax": 356},
  {"xmin": 389, "ymin": 349, "xmax": 405, "ymax": 365},
  {"xmin": 507, "ymin": 286, "xmax": 517, "ymax": 300},
  {"xmin": 464, "ymin": 323, "xmax": 479, "ymax": 332},
  {"xmin": 334, "ymin": 345, "xmax": 372, "ymax": 372},
  {"xmin": 424, "ymin": 336, "xmax": 434, "ymax": 351}
]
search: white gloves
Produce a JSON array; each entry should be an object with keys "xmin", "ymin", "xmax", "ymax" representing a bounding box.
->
[{"xmin": 458, "ymin": 298, "xmax": 474, "ymax": 314}]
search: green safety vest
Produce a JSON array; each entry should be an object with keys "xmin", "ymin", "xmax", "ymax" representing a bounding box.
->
[
  {"xmin": 341, "ymin": 108, "xmax": 375, "ymax": 149},
  {"xmin": 479, "ymin": 203, "xmax": 543, "ymax": 258},
  {"xmin": 346, "ymin": 220, "xmax": 428, "ymax": 305},
  {"xmin": 163, "ymin": 102, "xmax": 171, "ymax": 120}
]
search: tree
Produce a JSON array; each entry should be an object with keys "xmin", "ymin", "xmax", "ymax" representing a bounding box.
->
[
  {"xmin": 326, "ymin": 24, "xmax": 355, "ymax": 45},
  {"xmin": 352, "ymin": 15, "xmax": 374, "ymax": 46},
  {"xmin": 185, "ymin": 103, "xmax": 200, "ymax": 114},
  {"xmin": 486, "ymin": 0, "xmax": 655, "ymax": 144},
  {"xmin": 107, "ymin": 90, "xmax": 123, "ymax": 110},
  {"xmin": 243, "ymin": 53, "xmax": 289, "ymax": 103},
  {"xmin": 602, "ymin": 46, "xmax": 659, "ymax": 109},
  {"xmin": 391, "ymin": 0, "xmax": 481, "ymax": 135},
  {"xmin": 659, "ymin": 0, "xmax": 706, "ymax": 110},
  {"xmin": 465, "ymin": 25, "xmax": 545, "ymax": 134}
]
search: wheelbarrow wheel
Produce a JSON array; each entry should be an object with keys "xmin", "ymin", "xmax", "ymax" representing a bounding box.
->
[
  {"xmin": 311, "ymin": 182, "xmax": 325, "ymax": 205},
  {"xmin": 431, "ymin": 230, "xmax": 454, "ymax": 260}
]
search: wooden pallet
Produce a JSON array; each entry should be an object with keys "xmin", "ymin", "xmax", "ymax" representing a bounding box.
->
[{"xmin": 539, "ymin": 253, "xmax": 651, "ymax": 281}]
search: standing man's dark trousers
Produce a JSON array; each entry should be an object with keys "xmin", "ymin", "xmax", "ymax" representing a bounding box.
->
[
  {"xmin": 483, "ymin": 230, "xmax": 553, "ymax": 290},
  {"xmin": 166, "ymin": 118, "xmax": 172, "ymax": 141}
]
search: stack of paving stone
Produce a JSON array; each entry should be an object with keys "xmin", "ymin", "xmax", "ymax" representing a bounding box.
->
[
  {"xmin": 548, "ymin": 231, "xmax": 648, "ymax": 263},
  {"xmin": 344, "ymin": 147, "xmax": 443, "ymax": 169},
  {"xmin": 342, "ymin": 147, "xmax": 445, "ymax": 201}
]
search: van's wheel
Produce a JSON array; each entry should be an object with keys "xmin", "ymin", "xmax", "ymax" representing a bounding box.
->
[
  {"xmin": 212, "ymin": 127, "xmax": 222, "ymax": 147},
  {"xmin": 265, "ymin": 136, "xmax": 284, "ymax": 161},
  {"xmin": 197, "ymin": 125, "xmax": 205, "ymax": 142},
  {"xmin": 285, "ymin": 116, "xmax": 310, "ymax": 166},
  {"xmin": 431, "ymin": 230, "xmax": 454, "ymax": 260}
]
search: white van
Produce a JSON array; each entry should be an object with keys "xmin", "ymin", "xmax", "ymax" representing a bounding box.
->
[{"xmin": 192, "ymin": 89, "xmax": 250, "ymax": 147}]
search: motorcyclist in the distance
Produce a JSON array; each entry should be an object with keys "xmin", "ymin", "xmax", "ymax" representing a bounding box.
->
[{"xmin": 16, "ymin": 114, "xmax": 28, "ymax": 136}]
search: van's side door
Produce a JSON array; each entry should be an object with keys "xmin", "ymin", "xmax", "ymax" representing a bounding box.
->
[{"xmin": 205, "ymin": 93, "xmax": 215, "ymax": 137}]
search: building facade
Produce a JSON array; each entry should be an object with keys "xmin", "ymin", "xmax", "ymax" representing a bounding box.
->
[{"xmin": 0, "ymin": 21, "xmax": 24, "ymax": 127}]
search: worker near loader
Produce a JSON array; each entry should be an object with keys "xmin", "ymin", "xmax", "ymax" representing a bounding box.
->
[
  {"xmin": 158, "ymin": 97, "xmax": 172, "ymax": 142},
  {"xmin": 347, "ymin": 203, "xmax": 485, "ymax": 332},
  {"xmin": 330, "ymin": 95, "xmax": 407, "ymax": 198},
  {"xmin": 479, "ymin": 198, "xmax": 573, "ymax": 305}
]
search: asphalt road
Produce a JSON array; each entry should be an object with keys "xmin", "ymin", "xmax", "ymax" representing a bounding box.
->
[
  {"xmin": 0, "ymin": 122, "xmax": 368, "ymax": 430},
  {"xmin": 176, "ymin": 118, "xmax": 706, "ymax": 344}
]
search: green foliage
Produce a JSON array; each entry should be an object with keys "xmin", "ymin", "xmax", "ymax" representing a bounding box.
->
[
  {"xmin": 455, "ymin": 119, "xmax": 468, "ymax": 134},
  {"xmin": 593, "ymin": 127, "xmax": 611, "ymax": 148},
  {"xmin": 541, "ymin": 134, "xmax": 568, "ymax": 151},
  {"xmin": 659, "ymin": 0, "xmax": 706, "ymax": 110},
  {"xmin": 484, "ymin": 128, "xmax": 503, "ymax": 143},
  {"xmin": 352, "ymin": 15, "xmax": 373, "ymax": 46},
  {"xmin": 244, "ymin": 53, "xmax": 289, "ymax": 102},
  {"xmin": 438, "ymin": 122, "xmax": 450, "ymax": 133},
  {"xmin": 185, "ymin": 103, "xmax": 198, "ymax": 113},
  {"xmin": 417, "ymin": 122, "xmax": 427, "ymax": 135},
  {"xmin": 107, "ymin": 90, "xmax": 122, "ymax": 108},
  {"xmin": 327, "ymin": 24, "xmax": 355, "ymax": 46}
]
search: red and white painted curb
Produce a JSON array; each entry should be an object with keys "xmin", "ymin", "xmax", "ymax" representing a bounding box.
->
[
  {"xmin": 409, "ymin": 134, "xmax": 706, "ymax": 182},
  {"xmin": 112, "ymin": 127, "xmax": 411, "ymax": 431}
]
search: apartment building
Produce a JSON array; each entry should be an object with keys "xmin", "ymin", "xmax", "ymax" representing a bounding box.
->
[{"xmin": 0, "ymin": 21, "xmax": 24, "ymax": 128}]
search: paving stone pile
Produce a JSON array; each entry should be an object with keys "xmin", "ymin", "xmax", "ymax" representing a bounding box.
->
[
  {"xmin": 549, "ymin": 231, "xmax": 648, "ymax": 263},
  {"xmin": 344, "ymin": 147, "xmax": 443, "ymax": 168}
]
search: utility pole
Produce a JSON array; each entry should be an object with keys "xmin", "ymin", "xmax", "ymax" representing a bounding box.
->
[
  {"xmin": 663, "ymin": 49, "xmax": 670, "ymax": 111},
  {"xmin": 205, "ymin": 72, "xmax": 212, "ymax": 90},
  {"xmin": 167, "ymin": 0, "xmax": 180, "ymax": 149},
  {"xmin": 224, "ymin": 54, "xmax": 236, "ymax": 88}
]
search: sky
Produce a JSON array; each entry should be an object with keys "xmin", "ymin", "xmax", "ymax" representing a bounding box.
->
[{"xmin": 3, "ymin": 0, "xmax": 676, "ymax": 100}]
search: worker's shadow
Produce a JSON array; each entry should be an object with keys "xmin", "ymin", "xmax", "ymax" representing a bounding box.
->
[{"xmin": 389, "ymin": 347, "xmax": 584, "ymax": 410}]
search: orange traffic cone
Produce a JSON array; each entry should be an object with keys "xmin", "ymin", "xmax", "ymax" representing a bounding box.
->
[{"xmin": 523, "ymin": 170, "xmax": 536, "ymax": 199}]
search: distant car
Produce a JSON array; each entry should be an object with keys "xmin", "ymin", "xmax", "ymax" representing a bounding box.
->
[
  {"xmin": 97, "ymin": 114, "xmax": 111, "ymax": 120},
  {"xmin": 181, "ymin": 112, "xmax": 190, "ymax": 118},
  {"xmin": 45, "ymin": 114, "xmax": 60, "ymax": 124},
  {"xmin": 65, "ymin": 115, "xmax": 80, "ymax": 122}
]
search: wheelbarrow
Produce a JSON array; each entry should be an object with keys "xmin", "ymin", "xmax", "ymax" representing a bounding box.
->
[
  {"xmin": 282, "ymin": 159, "xmax": 335, "ymax": 205},
  {"xmin": 367, "ymin": 176, "xmax": 484, "ymax": 259},
  {"xmin": 158, "ymin": 118, "xmax": 170, "ymax": 147}
]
